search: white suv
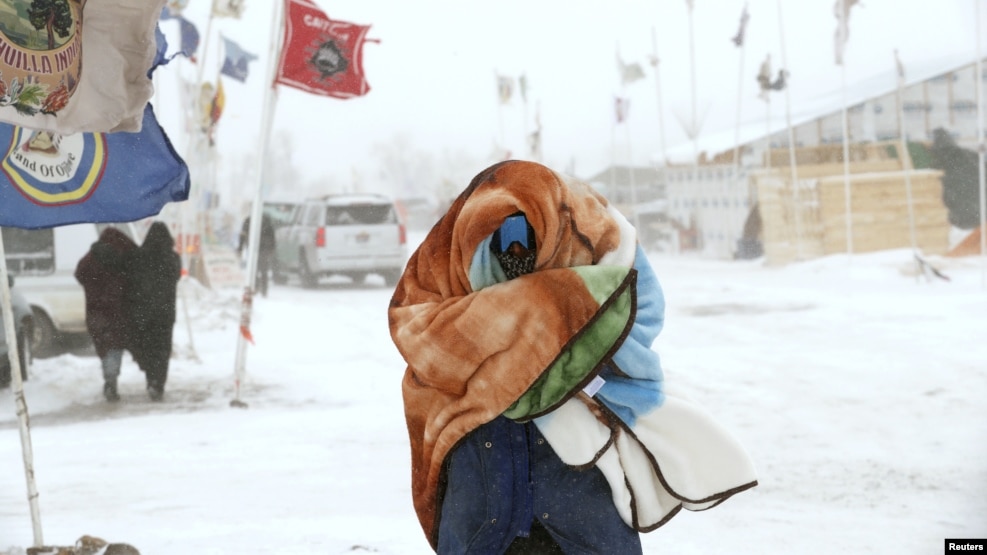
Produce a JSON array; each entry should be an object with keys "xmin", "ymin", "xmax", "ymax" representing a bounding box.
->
[{"xmin": 273, "ymin": 194, "xmax": 408, "ymax": 287}]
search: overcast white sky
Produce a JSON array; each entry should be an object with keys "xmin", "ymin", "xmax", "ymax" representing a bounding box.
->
[{"xmin": 154, "ymin": 0, "xmax": 983, "ymax": 197}]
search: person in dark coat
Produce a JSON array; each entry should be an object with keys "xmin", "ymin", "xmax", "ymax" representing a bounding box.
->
[
  {"xmin": 238, "ymin": 213, "xmax": 276, "ymax": 297},
  {"xmin": 75, "ymin": 227, "xmax": 138, "ymax": 402},
  {"xmin": 125, "ymin": 222, "xmax": 182, "ymax": 401}
]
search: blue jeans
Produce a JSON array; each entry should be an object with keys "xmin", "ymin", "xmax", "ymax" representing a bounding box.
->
[
  {"xmin": 438, "ymin": 418, "xmax": 642, "ymax": 554},
  {"xmin": 101, "ymin": 349, "xmax": 123, "ymax": 382}
]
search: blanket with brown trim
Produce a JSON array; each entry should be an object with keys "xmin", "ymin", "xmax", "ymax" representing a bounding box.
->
[{"xmin": 389, "ymin": 160, "xmax": 757, "ymax": 548}]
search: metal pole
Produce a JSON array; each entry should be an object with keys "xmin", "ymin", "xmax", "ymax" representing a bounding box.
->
[
  {"xmin": 894, "ymin": 51, "xmax": 919, "ymax": 257},
  {"xmin": 686, "ymin": 1, "xmax": 702, "ymax": 250},
  {"xmin": 777, "ymin": 0, "xmax": 803, "ymax": 260},
  {"xmin": 687, "ymin": 0, "xmax": 699, "ymax": 167},
  {"xmin": 625, "ymin": 110, "xmax": 641, "ymax": 233},
  {"xmin": 650, "ymin": 28, "xmax": 668, "ymax": 165},
  {"xmin": 976, "ymin": 1, "xmax": 987, "ymax": 289},
  {"xmin": 839, "ymin": 0, "xmax": 854, "ymax": 259},
  {"xmin": 0, "ymin": 231, "xmax": 43, "ymax": 546},
  {"xmin": 732, "ymin": 3, "xmax": 748, "ymax": 173},
  {"xmin": 232, "ymin": 0, "xmax": 284, "ymax": 408}
]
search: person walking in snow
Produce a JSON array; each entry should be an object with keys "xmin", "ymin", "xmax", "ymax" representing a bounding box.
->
[
  {"xmin": 124, "ymin": 222, "xmax": 182, "ymax": 401},
  {"xmin": 75, "ymin": 227, "xmax": 139, "ymax": 402},
  {"xmin": 238, "ymin": 213, "xmax": 276, "ymax": 297},
  {"xmin": 389, "ymin": 161, "xmax": 757, "ymax": 554}
]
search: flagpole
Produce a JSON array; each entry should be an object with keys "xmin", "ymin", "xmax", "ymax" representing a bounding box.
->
[
  {"xmin": 0, "ymin": 237, "xmax": 43, "ymax": 546},
  {"xmin": 521, "ymin": 75, "xmax": 529, "ymax": 159},
  {"xmin": 624, "ymin": 101, "xmax": 641, "ymax": 233},
  {"xmin": 838, "ymin": 0, "xmax": 853, "ymax": 259},
  {"xmin": 893, "ymin": 51, "xmax": 919, "ymax": 259},
  {"xmin": 732, "ymin": 4, "xmax": 748, "ymax": 174},
  {"xmin": 232, "ymin": 0, "xmax": 284, "ymax": 409},
  {"xmin": 685, "ymin": 0, "xmax": 702, "ymax": 252},
  {"xmin": 777, "ymin": 0, "xmax": 803, "ymax": 260},
  {"xmin": 496, "ymin": 71, "xmax": 506, "ymax": 158},
  {"xmin": 765, "ymin": 88, "xmax": 772, "ymax": 169},
  {"xmin": 611, "ymin": 112, "xmax": 617, "ymax": 200},
  {"xmin": 180, "ymin": 10, "xmax": 216, "ymax": 274},
  {"xmin": 616, "ymin": 41, "xmax": 642, "ymax": 234},
  {"xmin": 687, "ymin": 0, "xmax": 699, "ymax": 170},
  {"xmin": 650, "ymin": 27, "xmax": 668, "ymax": 165},
  {"xmin": 976, "ymin": 0, "xmax": 987, "ymax": 289}
]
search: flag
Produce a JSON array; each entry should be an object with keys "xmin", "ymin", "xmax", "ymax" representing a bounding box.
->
[
  {"xmin": 756, "ymin": 54, "xmax": 772, "ymax": 101},
  {"xmin": 834, "ymin": 0, "xmax": 859, "ymax": 65},
  {"xmin": 199, "ymin": 79, "xmax": 225, "ymax": 146},
  {"xmin": 0, "ymin": 104, "xmax": 190, "ymax": 229},
  {"xmin": 894, "ymin": 49, "xmax": 906, "ymax": 89},
  {"xmin": 213, "ymin": 0, "xmax": 246, "ymax": 18},
  {"xmin": 160, "ymin": 7, "xmax": 201, "ymax": 62},
  {"xmin": 0, "ymin": 0, "xmax": 166, "ymax": 134},
  {"xmin": 211, "ymin": 81, "xmax": 226, "ymax": 129},
  {"xmin": 496, "ymin": 74, "xmax": 513, "ymax": 104},
  {"xmin": 617, "ymin": 55, "xmax": 646, "ymax": 85},
  {"xmin": 528, "ymin": 107, "xmax": 542, "ymax": 159},
  {"xmin": 615, "ymin": 97, "xmax": 630, "ymax": 124},
  {"xmin": 732, "ymin": 4, "xmax": 750, "ymax": 47},
  {"xmin": 275, "ymin": 0, "xmax": 373, "ymax": 99},
  {"xmin": 768, "ymin": 69, "xmax": 787, "ymax": 91},
  {"xmin": 167, "ymin": 0, "xmax": 190, "ymax": 14},
  {"xmin": 220, "ymin": 37, "xmax": 259, "ymax": 83},
  {"xmin": 757, "ymin": 54, "xmax": 786, "ymax": 100}
]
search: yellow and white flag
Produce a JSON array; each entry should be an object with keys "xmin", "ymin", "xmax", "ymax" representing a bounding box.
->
[
  {"xmin": 0, "ymin": 0, "xmax": 167, "ymax": 134},
  {"xmin": 212, "ymin": 0, "xmax": 246, "ymax": 18}
]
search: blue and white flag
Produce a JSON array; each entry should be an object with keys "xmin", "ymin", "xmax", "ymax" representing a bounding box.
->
[
  {"xmin": 220, "ymin": 37, "xmax": 258, "ymax": 82},
  {"xmin": 0, "ymin": 104, "xmax": 190, "ymax": 229},
  {"xmin": 160, "ymin": 6, "xmax": 201, "ymax": 62}
]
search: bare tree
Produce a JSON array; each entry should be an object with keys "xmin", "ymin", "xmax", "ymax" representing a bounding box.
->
[
  {"xmin": 371, "ymin": 133, "xmax": 437, "ymax": 201},
  {"xmin": 263, "ymin": 130, "xmax": 305, "ymax": 199}
]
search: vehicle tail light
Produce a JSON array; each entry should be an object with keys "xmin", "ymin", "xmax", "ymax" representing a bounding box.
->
[
  {"xmin": 315, "ymin": 227, "xmax": 326, "ymax": 247},
  {"xmin": 399, "ymin": 223, "xmax": 407, "ymax": 245}
]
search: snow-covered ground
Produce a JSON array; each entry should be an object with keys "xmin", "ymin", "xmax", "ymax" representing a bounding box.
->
[{"xmin": 1, "ymin": 241, "xmax": 986, "ymax": 554}]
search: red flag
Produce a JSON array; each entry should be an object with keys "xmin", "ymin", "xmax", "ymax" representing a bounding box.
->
[
  {"xmin": 275, "ymin": 0, "xmax": 372, "ymax": 99},
  {"xmin": 615, "ymin": 97, "xmax": 630, "ymax": 124}
]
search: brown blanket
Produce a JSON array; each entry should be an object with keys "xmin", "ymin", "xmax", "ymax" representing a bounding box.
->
[{"xmin": 389, "ymin": 160, "xmax": 638, "ymax": 545}]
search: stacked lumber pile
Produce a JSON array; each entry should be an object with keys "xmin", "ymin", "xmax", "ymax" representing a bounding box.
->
[{"xmin": 755, "ymin": 164, "xmax": 950, "ymax": 265}]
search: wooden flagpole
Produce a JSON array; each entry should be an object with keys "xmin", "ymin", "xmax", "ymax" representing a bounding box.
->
[
  {"xmin": 777, "ymin": 0, "xmax": 803, "ymax": 260},
  {"xmin": 0, "ymin": 238, "xmax": 43, "ymax": 545},
  {"xmin": 231, "ymin": 0, "xmax": 285, "ymax": 408}
]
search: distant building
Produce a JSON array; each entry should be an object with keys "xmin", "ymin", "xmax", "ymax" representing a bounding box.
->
[
  {"xmin": 660, "ymin": 52, "xmax": 986, "ymax": 259},
  {"xmin": 584, "ymin": 165, "xmax": 670, "ymax": 249},
  {"xmin": 660, "ymin": 165, "xmax": 752, "ymax": 259}
]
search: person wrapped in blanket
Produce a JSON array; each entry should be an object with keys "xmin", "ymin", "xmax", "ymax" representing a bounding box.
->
[{"xmin": 389, "ymin": 161, "xmax": 757, "ymax": 554}]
